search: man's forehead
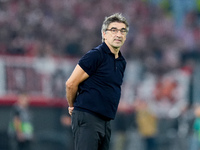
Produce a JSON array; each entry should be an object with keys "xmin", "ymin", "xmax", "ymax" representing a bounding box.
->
[{"xmin": 108, "ymin": 22, "xmax": 126, "ymax": 28}]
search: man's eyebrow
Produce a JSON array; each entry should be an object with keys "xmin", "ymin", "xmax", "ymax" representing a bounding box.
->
[
  {"xmin": 110, "ymin": 27, "xmax": 117, "ymax": 29},
  {"xmin": 110, "ymin": 27, "xmax": 126, "ymax": 30}
]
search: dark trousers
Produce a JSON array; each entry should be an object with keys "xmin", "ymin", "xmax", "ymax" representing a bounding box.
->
[
  {"xmin": 144, "ymin": 137, "xmax": 156, "ymax": 150},
  {"xmin": 9, "ymin": 137, "xmax": 31, "ymax": 150},
  {"xmin": 17, "ymin": 140, "xmax": 31, "ymax": 150},
  {"xmin": 71, "ymin": 110, "xmax": 111, "ymax": 150}
]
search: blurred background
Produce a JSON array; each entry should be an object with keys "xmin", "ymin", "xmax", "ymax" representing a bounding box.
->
[{"xmin": 0, "ymin": 0, "xmax": 200, "ymax": 150}]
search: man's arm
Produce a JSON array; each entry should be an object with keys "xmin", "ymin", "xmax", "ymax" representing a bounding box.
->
[
  {"xmin": 66, "ymin": 64, "xmax": 89, "ymax": 115},
  {"xmin": 13, "ymin": 116, "xmax": 24, "ymax": 141}
]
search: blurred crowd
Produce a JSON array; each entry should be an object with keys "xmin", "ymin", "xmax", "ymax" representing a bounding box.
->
[{"xmin": 0, "ymin": 0, "xmax": 200, "ymax": 65}]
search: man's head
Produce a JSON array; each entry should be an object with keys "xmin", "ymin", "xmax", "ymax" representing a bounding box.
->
[
  {"xmin": 101, "ymin": 13, "xmax": 129, "ymax": 50},
  {"xmin": 17, "ymin": 93, "xmax": 30, "ymax": 108}
]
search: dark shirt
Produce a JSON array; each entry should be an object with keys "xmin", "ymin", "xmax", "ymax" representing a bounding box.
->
[{"xmin": 74, "ymin": 42, "xmax": 126, "ymax": 120}]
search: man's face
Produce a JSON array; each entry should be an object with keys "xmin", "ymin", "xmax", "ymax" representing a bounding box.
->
[
  {"xmin": 103, "ymin": 22, "xmax": 127, "ymax": 50},
  {"xmin": 18, "ymin": 94, "xmax": 29, "ymax": 108}
]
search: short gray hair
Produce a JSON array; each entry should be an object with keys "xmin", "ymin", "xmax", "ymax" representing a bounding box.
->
[{"xmin": 101, "ymin": 13, "xmax": 129, "ymax": 42}]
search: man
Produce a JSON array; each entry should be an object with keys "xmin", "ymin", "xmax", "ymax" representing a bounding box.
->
[
  {"xmin": 66, "ymin": 13, "xmax": 129, "ymax": 150},
  {"xmin": 8, "ymin": 93, "xmax": 34, "ymax": 150}
]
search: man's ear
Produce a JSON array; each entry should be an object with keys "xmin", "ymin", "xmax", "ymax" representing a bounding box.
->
[{"xmin": 103, "ymin": 31, "xmax": 106, "ymax": 41}]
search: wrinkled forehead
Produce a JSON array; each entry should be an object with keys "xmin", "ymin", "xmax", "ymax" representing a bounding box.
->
[{"xmin": 107, "ymin": 22, "xmax": 127, "ymax": 29}]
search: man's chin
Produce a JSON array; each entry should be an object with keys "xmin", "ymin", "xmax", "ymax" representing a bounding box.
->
[{"xmin": 113, "ymin": 44, "xmax": 122, "ymax": 49}]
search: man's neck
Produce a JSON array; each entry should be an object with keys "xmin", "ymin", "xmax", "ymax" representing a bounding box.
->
[
  {"xmin": 105, "ymin": 43, "xmax": 120, "ymax": 59},
  {"xmin": 111, "ymin": 49, "xmax": 119, "ymax": 59}
]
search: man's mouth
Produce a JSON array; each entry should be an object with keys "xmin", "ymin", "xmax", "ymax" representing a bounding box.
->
[{"xmin": 114, "ymin": 39, "xmax": 122, "ymax": 42}]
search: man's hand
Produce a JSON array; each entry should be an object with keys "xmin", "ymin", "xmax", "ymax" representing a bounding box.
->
[{"xmin": 68, "ymin": 107, "xmax": 74, "ymax": 116}]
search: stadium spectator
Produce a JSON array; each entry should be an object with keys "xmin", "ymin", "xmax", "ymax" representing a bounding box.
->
[
  {"xmin": 135, "ymin": 99, "xmax": 157, "ymax": 150},
  {"xmin": 8, "ymin": 92, "xmax": 34, "ymax": 150},
  {"xmin": 190, "ymin": 105, "xmax": 200, "ymax": 150}
]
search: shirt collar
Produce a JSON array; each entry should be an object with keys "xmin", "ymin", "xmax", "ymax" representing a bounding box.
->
[{"xmin": 102, "ymin": 42, "xmax": 112, "ymax": 54}]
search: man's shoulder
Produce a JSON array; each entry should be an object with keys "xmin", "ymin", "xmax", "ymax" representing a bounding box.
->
[
  {"xmin": 91, "ymin": 43, "xmax": 104, "ymax": 52},
  {"xmin": 87, "ymin": 44, "xmax": 106, "ymax": 58},
  {"xmin": 92, "ymin": 42, "xmax": 108, "ymax": 52}
]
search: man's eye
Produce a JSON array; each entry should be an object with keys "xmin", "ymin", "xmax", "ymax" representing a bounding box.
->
[
  {"xmin": 111, "ymin": 29, "xmax": 117, "ymax": 32},
  {"xmin": 121, "ymin": 30, "xmax": 127, "ymax": 33}
]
